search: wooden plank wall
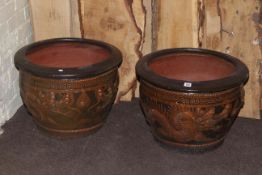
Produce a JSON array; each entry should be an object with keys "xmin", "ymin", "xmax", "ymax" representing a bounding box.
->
[
  {"xmin": 201, "ymin": 0, "xmax": 261, "ymax": 119},
  {"xmin": 29, "ymin": 0, "xmax": 261, "ymax": 118},
  {"xmin": 153, "ymin": 0, "xmax": 199, "ymax": 49},
  {"xmin": 29, "ymin": 0, "xmax": 80, "ymax": 40},
  {"xmin": 79, "ymin": 0, "xmax": 146, "ymax": 101}
]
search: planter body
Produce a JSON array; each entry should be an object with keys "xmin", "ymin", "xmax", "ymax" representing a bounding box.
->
[
  {"xmin": 15, "ymin": 38, "xmax": 122, "ymax": 137},
  {"xmin": 136, "ymin": 48, "xmax": 249, "ymax": 151},
  {"xmin": 140, "ymin": 81, "xmax": 243, "ymax": 150},
  {"xmin": 20, "ymin": 69, "xmax": 118, "ymax": 136}
]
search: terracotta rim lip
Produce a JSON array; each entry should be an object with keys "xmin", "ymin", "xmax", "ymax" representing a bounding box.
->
[
  {"xmin": 136, "ymin": 48, "xmax": 249, "ymax": 93},
  {"xmin": 14, "ymin": 38, "xmax": 122, "ymax": 79}
]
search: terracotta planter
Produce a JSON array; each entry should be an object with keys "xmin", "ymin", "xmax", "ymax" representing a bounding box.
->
[
  {"xmin": 136, "ymin": 48, "xmax": 249, "ymax": 151},
  {"xmin": 15, "ymin": 38, "xmax": 122, "ymax": 137}
]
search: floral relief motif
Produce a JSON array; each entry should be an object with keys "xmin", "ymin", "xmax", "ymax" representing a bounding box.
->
[{"xmin": 20, "ymin": 69, "xmax": 119, "ymax": 131}]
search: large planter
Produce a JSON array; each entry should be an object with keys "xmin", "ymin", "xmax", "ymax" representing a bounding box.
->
[
  {"xmin": 15, "ymin": 38, "xmax": 122, "ymax": 137},
  {"xmin": 136, "ymin": 48, "xmax": 249, "ymax": 151}
]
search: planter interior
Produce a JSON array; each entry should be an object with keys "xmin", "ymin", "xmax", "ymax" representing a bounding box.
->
[
  {"xmin": 26, "ymin": 42, "xmax": 110, "ymax": 68},
  {"xmin": 149, "ymin": 53, "xmax": 236, "ymax": 81}
]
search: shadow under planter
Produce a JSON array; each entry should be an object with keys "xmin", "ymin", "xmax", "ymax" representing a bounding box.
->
[
  {"xmin": 14, "ymin": 38, "xmax": 122, "ymax": 137},
  {"xmin": 136, "ymin": 48, "xmax": 249, "ymax": 152}
]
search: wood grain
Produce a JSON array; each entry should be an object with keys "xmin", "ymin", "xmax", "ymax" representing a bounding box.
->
[
  {"xmin": 69, "ymin": 0, "xmax": 81, "ymax": 37},
  {"xmin": 29, "ymin": 0, "xmax": 81, "ymax": 40},
  {"xmin": 135, "ymin": 0, "xmax": 153, "ymax": 97},
  {"xmin": 202, "ymin": 0, "xmax": 261, "ymax": 119},
  {"xmin": 154, "ymin": 0, "xmax": 199, "ymax": 49},
  {"xmin": 80, "ymin": 0, "xmax": 146, "ymax": 101}
]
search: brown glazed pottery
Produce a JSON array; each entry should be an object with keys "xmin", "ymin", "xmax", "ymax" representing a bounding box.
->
[
  {"xmin": 136, "ymin": 48, "xmax": 249, "ymax": 151},
  {"xmin": 14, "ymin": 38, "xmax": 122, "ymax": 137}
]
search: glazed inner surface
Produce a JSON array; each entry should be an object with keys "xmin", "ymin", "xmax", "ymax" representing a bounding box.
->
[
  {"xmin": 26, "ymin": 42, "xmax": 110, "ymax": 68},
  {"xmin": 149, "ymin": 53, "xmax": 236, "ymax": 81}
]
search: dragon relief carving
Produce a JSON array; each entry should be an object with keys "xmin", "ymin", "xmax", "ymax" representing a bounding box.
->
[{"xmin": 140, "ymin": 85, "xmax": 244, "ymax": 144}]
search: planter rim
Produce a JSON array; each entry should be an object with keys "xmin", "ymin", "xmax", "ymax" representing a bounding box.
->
[
  {"xmin": 14, "ymin": 38, "xmax": 122, "ymax": 79},
  {"xmin": 136, "ymin": 48, "xmax": 249, "ymax": 93}
]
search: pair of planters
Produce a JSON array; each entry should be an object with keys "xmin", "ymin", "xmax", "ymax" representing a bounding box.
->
[{"xmin": 14, "ymin": 38, "xmax": 249, "ymax": 151}]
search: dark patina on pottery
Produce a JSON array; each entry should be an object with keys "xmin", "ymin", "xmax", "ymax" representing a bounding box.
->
[
  {"xmin": 15, "ymin": 38, "xmax": 122, "ymax": 137},
  {"xmin": 136, "ymin": 48, "xmax": 249, "ymax": 151}
]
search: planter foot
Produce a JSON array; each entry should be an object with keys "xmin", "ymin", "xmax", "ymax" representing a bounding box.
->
[
  {"xmin": 154, "ymin": 135, "xmax": 225, "ymax": 153},
  {"xmin": 34, "ymin": 121, "xmax": 104, "ymax": 139}
]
